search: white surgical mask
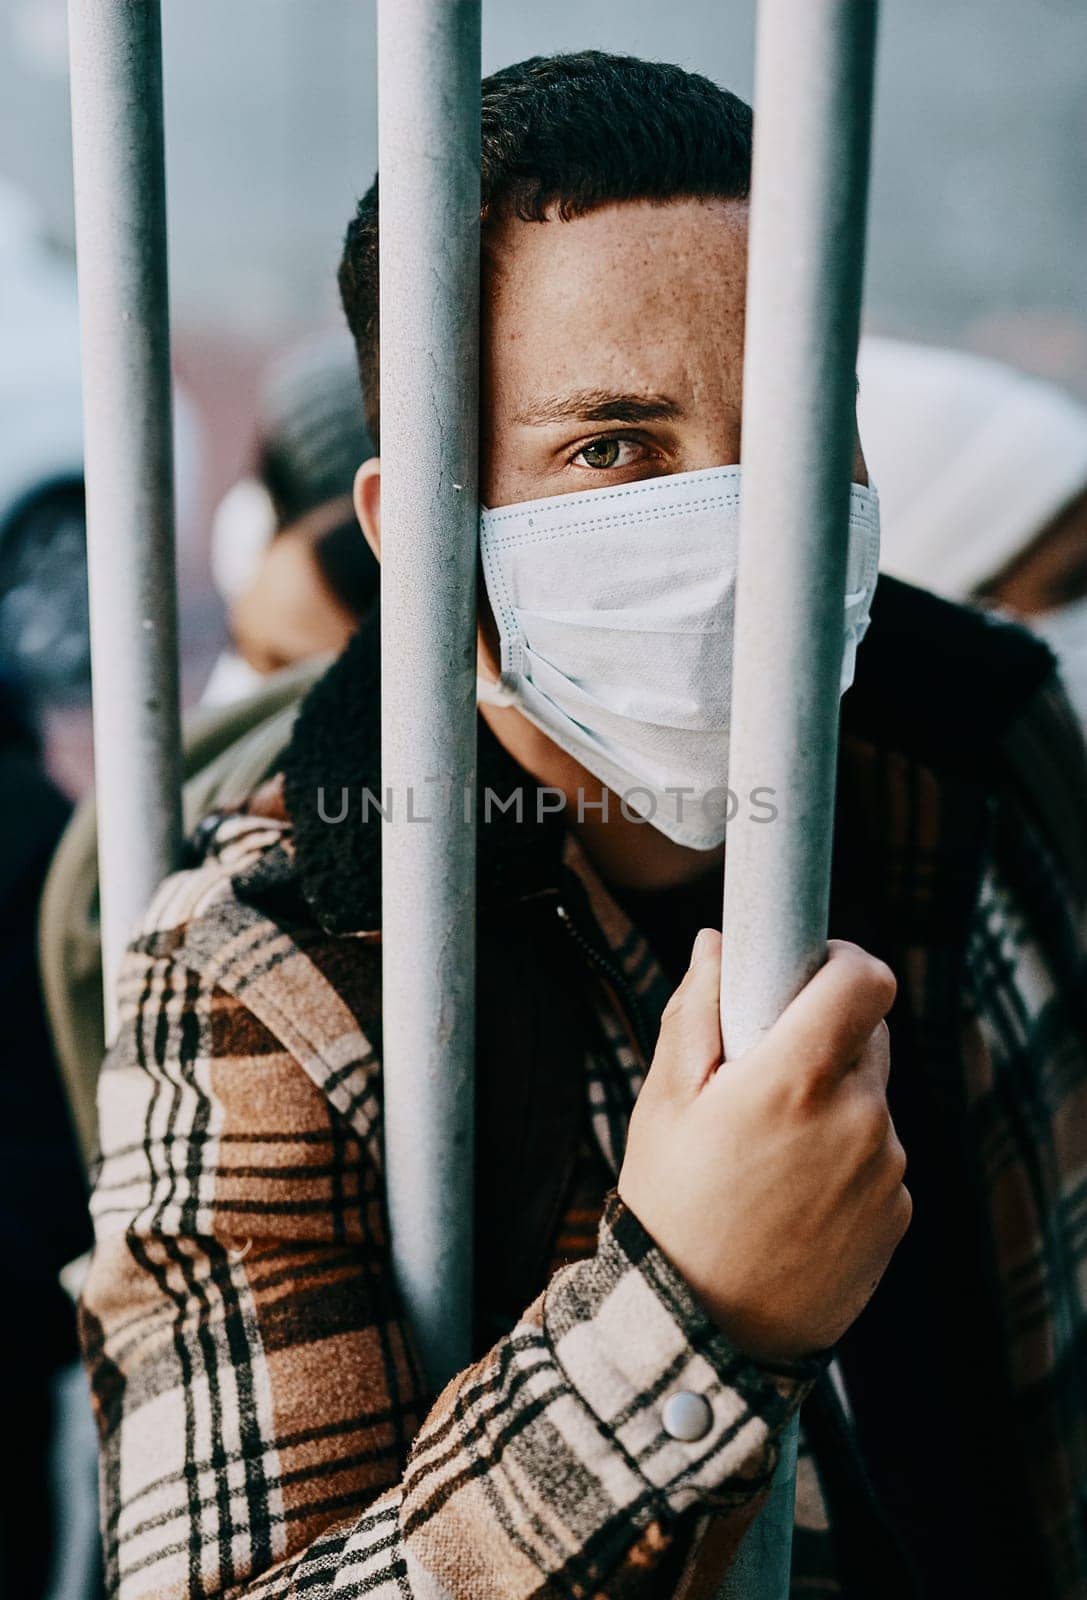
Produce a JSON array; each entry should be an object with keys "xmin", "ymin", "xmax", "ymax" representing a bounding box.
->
[{"xmin": 478, "ymin": 464, "xmax": 881, "ymax": 849}]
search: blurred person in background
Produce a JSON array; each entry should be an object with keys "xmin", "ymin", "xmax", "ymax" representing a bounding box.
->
[
  {"xmin": 0, "ymin": 666, "xmax": 96, "ymax": 1600},
  {"xmin": 0, "ymin": 165, "xmax": 191, "ymax": 1600},
  {"xmin": 0, "ymin": 178, "xmax": 89, "ymax": 705},
  {"xmin": 859, "ymin": 338, "xmax": 1087, "ymax": 725},
  {"xmin": 0, "ymin": 175, "xmax": 203, "ymax": 797},
  {"xmin": 0, "ymin": 174, "xmax": 102, "ymax": 1600},
  {"xmin": 202, "ymin": 333, "xmax": 379, "ymax": 706}
]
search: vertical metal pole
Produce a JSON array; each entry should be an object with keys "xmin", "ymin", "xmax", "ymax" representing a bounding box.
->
[
  {"xmin": 68, "ymin": 0, "xmax": 183, "ymax": 1039},
  {"xmin": 718, "ymin": 2, "xmax": 878, "ymax": 1596},
  {"xmin": 377, "ymin": 0, "xmax": 481, "ymax": 1391}
]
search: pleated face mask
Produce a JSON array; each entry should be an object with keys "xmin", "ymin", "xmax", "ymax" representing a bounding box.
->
[{"xmin": 479, "ymin": 464, "xmax": 881, "ymax": 850}]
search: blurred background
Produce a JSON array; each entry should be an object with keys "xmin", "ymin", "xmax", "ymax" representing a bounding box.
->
[{"xmin": 5, "ymin": 0, "xmax": 1085, "ymax": 358}]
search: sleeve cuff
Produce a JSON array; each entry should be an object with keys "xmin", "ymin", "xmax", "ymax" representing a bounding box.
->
[{"xmin": 542, "ymin": 1192, "xmax": 825, "ymax": 1518}]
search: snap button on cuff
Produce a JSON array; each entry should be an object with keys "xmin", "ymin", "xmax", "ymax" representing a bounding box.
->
[{"xmin": 662, "ymin": 1389, "xmax": 713, "ymax": 1443}]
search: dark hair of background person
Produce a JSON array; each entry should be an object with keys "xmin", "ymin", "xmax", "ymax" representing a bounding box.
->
[
  {"xmin": 339, "ymin": 50, "xmax": 753, "ymax": 448},
  {"xmin": 247, "ymin": 343, "xmax": 379, "ymax": 623},
  {"xmin": 311, "ymin": 512, "xmax": 380, "ymax": 620},
  {"xmin": 0, "ymin": 480, "xmax": 91, "ymax": 702}
]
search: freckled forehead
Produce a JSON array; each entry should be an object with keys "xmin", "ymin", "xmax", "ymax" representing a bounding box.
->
[{"xmin": 483, "ymin": 198, "xmax": 749, "ymax": 399}]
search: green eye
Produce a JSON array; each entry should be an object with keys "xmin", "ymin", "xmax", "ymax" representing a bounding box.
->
[{"xmin": 580, "ymin": 438, "xmax": 622, "ymax": 469}]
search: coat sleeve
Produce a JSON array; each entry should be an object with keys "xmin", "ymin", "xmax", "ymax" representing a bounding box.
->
[{"xmin": 81, "ymin": 931, "xmax": 819, "ymax": 1600}]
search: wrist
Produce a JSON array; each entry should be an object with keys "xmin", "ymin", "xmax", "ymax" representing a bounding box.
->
[
  {"xmin": 615, "ymin": 1195, "xmax": 824, "ymax": 1367},
  {"xmin": 543, "ymin": 1193, "xmax": 825, "ymax": 1517}
]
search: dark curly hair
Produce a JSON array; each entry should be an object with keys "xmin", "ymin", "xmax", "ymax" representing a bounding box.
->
[{"xmin": 338, "ymin": 51, "xmax": 752, "ymax": 447}]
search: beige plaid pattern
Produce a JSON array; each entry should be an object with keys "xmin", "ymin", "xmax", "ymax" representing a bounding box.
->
[{"xmin": 82, "ymin": 665, "xmax": 1087, "ymax": 1596}]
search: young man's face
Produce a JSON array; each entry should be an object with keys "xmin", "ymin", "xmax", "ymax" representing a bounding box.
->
[
  {"xmin": 481, "ymin": 195, "xmax": 866, "ymax": 508},
  {"xmin": 357, "ymin": 194, "xmax": 866, "ymax": 551},
  {"xmin": 355, "ymin": 193, "xmax": 869, "ymax": 887},
  {"xmin": 481, "ymin": 197, "xmax": 749, "ymax": 509}
]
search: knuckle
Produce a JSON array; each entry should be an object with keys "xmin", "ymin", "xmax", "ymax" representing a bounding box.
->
[
  {"xmin": 887, "ymin": 1133, "xmax": 908, "ymax": 1186},
  {"xmin": 827, "ymin": 944, "xmax": 897, "ymax": 1020},
  {"xmin": 763, "ymin": 1068, "xmax": 802, "ymax": 1120},
  {"xmin": 893, "ymin": 1183, "xmax": 914, "ymax": 1239},
  {"xmin": 788, "ymin": 1049, "xmax": 836, "ymax": 1109},
  {"xmin": 858, "ymin": 1022, "xmax": 890, "ymax": 1075},
  {"xmin": 863, "ymin": 956, "xmax": 898, "ymax": 1013},
  {"xmin": 848, "ymin": 1091, "xmax": 891, "ymax": 1157}
]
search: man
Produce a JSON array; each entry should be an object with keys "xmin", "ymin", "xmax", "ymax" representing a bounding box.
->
[{"xmin": 80, "ymin": 54, "xmax": 1087, "ymax": 1599}]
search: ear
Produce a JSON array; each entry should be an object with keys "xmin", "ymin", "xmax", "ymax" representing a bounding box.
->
[{"xmin": 354, "ymin": 457, "xmax": 382, "ymax": 558}]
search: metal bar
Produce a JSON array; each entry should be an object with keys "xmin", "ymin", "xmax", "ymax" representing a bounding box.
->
[
  {"xmin": 377, "ymin": 0, "xmax": 481, "ymax": 1391},
  {"xmin": 718, "ymin": 2, "xmax": 879, "ymax": 1595},
  {"xmin": 68, "ymin": 0, "xmax": 183, "ymax": 1039}
]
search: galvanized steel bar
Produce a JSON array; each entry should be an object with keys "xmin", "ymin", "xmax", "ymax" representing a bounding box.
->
[
  {"xmin": 718, "ymin": 1, "xmax": 879, "ymax": 1595},
  {"xmin": 67, "ymin": 0, "xmax": 183, "ymax": 1038},
  {"xmin": 377, "ymin": 0, "xmax": 481, "ymax": 1390}
]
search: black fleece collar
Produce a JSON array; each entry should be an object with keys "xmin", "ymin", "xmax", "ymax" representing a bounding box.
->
[
  {"xmin": 280, "ymin": 610, "xmax": 566, "ymax": 934},
  {"xmin": 279, "ymin": 580, "xmax": 1054, "ymax": 937}
]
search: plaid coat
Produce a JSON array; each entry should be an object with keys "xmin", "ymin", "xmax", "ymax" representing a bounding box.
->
[{"xmin": 81, "ymin": 581, "xmax": 1087, "ymax": 1599}]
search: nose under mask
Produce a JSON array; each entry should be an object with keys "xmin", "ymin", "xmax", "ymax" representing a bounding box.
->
[{"xmin": 478, "ymin": 464, "xmax": 881, "ymax": 850}]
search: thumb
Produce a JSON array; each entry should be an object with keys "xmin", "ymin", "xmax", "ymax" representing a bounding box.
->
[{"xmin": 652, "ymin": 927, "xmax": 724, "ymax": 1099}]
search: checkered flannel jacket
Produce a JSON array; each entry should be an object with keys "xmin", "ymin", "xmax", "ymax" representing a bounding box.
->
[{"xmin": 81, "ymin": 598, "xmax": 1087, "ymax": 1600}]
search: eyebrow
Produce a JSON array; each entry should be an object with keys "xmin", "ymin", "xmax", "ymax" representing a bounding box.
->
[{"xmin": 512, "ymin": 388, "xmax": 683, "ymax": 427}]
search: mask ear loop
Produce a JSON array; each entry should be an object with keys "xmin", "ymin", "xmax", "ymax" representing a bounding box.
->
[
  {"xmin": 476, "ymin": 507, "xmax": 517, "ymax": 708},
  {"xmin": 476, "ymin": 674, "xmax": 518, "ymax": 708}
]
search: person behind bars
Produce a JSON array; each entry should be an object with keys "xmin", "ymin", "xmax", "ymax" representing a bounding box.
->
[
  {"xmin": 857, "ymin": 338, "xmax": 1087, "ymax": 729},
  {"xmin": 201, "ymin": 333, "xmax": 379, "ymax": 707},
  {"xmin": 80, "ymin": 54, "xmax": 1087, "ymax": 1600}
]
